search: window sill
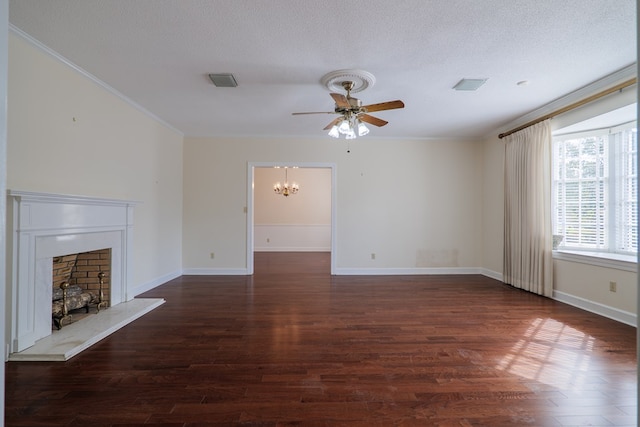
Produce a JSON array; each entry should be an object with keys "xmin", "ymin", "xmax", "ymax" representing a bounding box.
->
[{"xmin": 553, "ymin": 250, "xmax": 637, "ymax": 272}]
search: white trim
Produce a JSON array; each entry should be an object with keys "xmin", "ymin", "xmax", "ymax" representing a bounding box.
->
[
  {"xmin": 247, "ymin": 162, "xmax": 337, "ymax": 275},
  {"xmin": 493, "ymin": 64, "xmax": 637, "ymax": 139},
  {"xmin": 480, "ymin": 268, "xmax": 503, "ymax": 281},
  {"xmin": 256, "ymin": 223, "xmax": 331, "ymax": 226},
  {"xmin": 553, "ymin": 120, "xmax": 637, "ymax": 139},
  {"xmin": 8, "ymin": 189, "xmax": 140, "ymax": 207},
  {"xmin": 9, "ymin": 24, "xmax": 183, "ymax": 137},
  {"xmin": 185, "ymin": 133, "xmax": 480, "ymax": 143},
  {"xmin": 7, "ymin": 190, "xmax": 138, "ymax": 353},
  {"xmin": 1, "ymin": 13, "xmax": 8, "ymax": 427},
  {"xmin": 553, "ymin": 290, "xmax": 636, "ymax": 327},
  {"xmin": 334, "ymin": 267, "xmax": 484, "ymax": 275},
  {"xmin": 246, "ymin": 163, "xmax": 254, "ymax": 274},
  {"xmin": 159, "ymin": 267, "xmax": 499, "ymax": 277},
  {"xmin": 553, "ymin": 250, "xmax": 637, "ymax": 272},
  {"xmin": 255, "ymin": 247, "xmax": 331, "ymax": 252},
  {"xmin": 130, "ymin": 270, "xmax": 182, "ymax": 297},
  {"xmin": 182, "ymin": 268, "xmax": 250, "ymax": 276}
]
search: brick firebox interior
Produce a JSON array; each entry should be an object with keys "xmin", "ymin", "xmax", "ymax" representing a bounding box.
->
[{"xmin": 52, "ymin": 248, "xmax": 112, "ymax": 314}]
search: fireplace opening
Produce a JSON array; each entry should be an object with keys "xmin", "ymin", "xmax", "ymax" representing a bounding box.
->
[{"xmin": 52, "ymin": 248, "xmax": 112, "ymax": 330}]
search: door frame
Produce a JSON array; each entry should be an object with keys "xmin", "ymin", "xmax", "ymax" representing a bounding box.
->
[{"xmin": 247, "ymin": 161, "xmax": 337, "ymax": 275}]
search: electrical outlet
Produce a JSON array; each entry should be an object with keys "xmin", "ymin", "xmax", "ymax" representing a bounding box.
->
[
  {"xmin": 609, "ymin": 281, "xmax": 617, "ymax": 292},
  {"xmin": 210, "ymin": 252, "xmax": 215, "ymax": 259},
  {"xmin": 371, "ymin": 253, "xmax": 376, "ymax": 260}
]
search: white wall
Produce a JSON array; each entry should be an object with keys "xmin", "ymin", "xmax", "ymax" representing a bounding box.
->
[
  {"xmin": 6, "ymin": 32, "xmax": 184, "ymax": 294},
  {"xmin": 183, "ymin": 136, "xmax": 483, "ymax": 273},
  {"xmin": 254, "ymin": 167, "xmax": 331, "ymax": 251}
]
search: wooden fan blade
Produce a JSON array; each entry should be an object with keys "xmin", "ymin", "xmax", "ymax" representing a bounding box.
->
[
  {"xmin": 323, "ymin": 117, "xmax": 342, "ymax": 130},
  {"xmin": 330, "ymin": 93, "xmax": 350, "ymax": 109},
  {"xmin": 362, "ymin": 100, "xmax": 405, "ymax": 113},
  {"xmin": 359, "ymin": 114, "xmax": 388, "ymax": 127},
  {"xmin": 292, "ymin": 111, "xmax": 336, "ymax": 115}
]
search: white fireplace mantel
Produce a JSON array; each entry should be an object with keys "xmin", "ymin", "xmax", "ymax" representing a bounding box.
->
[{"xmin": 7, "ymin": 190, "xmax": 139, "ymax": 353}]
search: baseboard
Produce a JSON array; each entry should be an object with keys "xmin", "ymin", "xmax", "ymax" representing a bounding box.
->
[
  {"xmin": 181, "ymin": 268, "xmax": 250, "ymax": 275},
  {"xmin": 334, "ymin": 267, "xmax": 483, "ymax": 275},
  {"xmin": 480, "ymin": 268, "xmax": 503, "ymax": 282},
  {"xmin": 553, "ymin": 290, "xmax": 637, "ymax": 327},
  {"xmin": 130, "ymin": 267, "xmax": 636, "ymax": 328},
  {"xmin": 254, "ymin": 247, "xmax": 331, "ymax": 252},
  {"xmin": 131, "ymin": 270, "xmax": 182, "ymax": 297},
  {"xmin": 9, "ymin": 25, "xmax": 183, "ymax": 136}
]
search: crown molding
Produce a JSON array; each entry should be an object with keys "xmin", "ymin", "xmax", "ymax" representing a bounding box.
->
[
  {"xmin": 9, "ymin": 24, "xmax": 183, "ymax": 136},
  {"xmin": 493, "ymin": 64, "xmax": 637, "ymax": 139}
]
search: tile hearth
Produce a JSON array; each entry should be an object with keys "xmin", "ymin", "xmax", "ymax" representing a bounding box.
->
[{"xmin": 9, "ymin": 298, "xmax": 165, "ymax": 362}]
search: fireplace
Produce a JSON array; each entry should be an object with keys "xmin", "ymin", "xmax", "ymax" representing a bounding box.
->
[
  {"xmin": 7, "ymin": 191, "xmax": 137, "ymax": 354},
  {"xmin": 52, "ymin": 248, "xmax": 112, "ymax": 329}
]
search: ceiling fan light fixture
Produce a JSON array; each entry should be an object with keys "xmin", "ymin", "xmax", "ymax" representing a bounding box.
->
[
  {"xmin": 292, "ymin": 69, "xmax": 404, "ymax": 139},
  {"xmin": 357, "ymin": 121, "xmax": 369, "ymax": 136},
  {"xmin": 338, "ymin": 119, "xmax": 351, "ymax": 134}
]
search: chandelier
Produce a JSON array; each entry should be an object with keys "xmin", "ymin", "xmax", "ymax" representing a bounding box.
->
[
  {"xmin": 327, "ymin": 112, "xmax": 369, "ymax": 139},
  {"xmin": 273, "ymin": 167, "xmax": 299, "ymax": 197}
]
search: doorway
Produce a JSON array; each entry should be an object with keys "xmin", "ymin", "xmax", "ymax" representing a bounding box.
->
[{"xmin": 247, "ymin": 162, "xmax": 337, "ymax": 275}]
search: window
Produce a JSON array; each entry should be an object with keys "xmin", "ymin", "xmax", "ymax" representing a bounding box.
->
[{"xmin": 552, "ymin": 120, "xmax": 637, "ymax": 255}]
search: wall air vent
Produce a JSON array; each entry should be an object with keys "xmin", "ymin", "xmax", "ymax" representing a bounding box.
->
[{"xmin": 209, "ymin": 73, "xmax": 238, "ymax": 87}]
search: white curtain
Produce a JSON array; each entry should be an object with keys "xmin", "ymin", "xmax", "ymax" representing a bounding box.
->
[{"xmin": 503, "ymin": 120, "xmax": 553, "ymax": 297}]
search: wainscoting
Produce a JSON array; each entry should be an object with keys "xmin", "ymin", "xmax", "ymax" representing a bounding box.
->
[{"xmin": 254, "ymin": 224, "xmax": 331, "ymax": 251}]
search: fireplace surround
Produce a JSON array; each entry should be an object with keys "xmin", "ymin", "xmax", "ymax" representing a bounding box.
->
[{"xmin": 7, "ymin": 190, "xmax": 138, "ymax": 354}]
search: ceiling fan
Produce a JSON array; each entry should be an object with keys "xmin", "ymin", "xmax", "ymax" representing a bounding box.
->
[{"xmin": 292, "ymin": 80, "xmax": 405, "ymax": 139}]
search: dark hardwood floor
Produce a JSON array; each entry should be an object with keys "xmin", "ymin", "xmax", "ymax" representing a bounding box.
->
[{"xmin": 5, "ymin": 252, "xmax": 637, "ymax": 426}]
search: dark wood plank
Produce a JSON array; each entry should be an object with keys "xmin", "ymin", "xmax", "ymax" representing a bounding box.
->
[{"xmin": 5, "ymin": 252, "xmax": 637, "ymax": 426}]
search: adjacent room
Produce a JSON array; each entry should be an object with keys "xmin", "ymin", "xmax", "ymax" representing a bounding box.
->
[{"xmin": 0, "ymin": 1, "xmax": 637, "ymax": 426}]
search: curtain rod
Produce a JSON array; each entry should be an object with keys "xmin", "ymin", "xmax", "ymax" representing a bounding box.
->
[{"xmin": 498, "ymin": 78, "xmax": 637, "ymax": 139}]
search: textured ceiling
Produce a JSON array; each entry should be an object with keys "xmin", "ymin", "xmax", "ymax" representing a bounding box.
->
[{"xmin": 8, "ymin": 0, "xmax": 637, "ymax": 139}]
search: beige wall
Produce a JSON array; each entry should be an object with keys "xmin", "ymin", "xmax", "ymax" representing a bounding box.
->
[
  {"xmin": 183, "ymin": 136, "xmax": 483, "ymax": 272},
  {"xmin": 6, "ymin": 26, "xmax": 634, "ymax": 327},
  {"xmin": 254, "ymin": 167, "xmax": 331, "ymax": 225},
  {"xmin": 481, "ymin": 135, "xmax": 504, "ymax": 277},
  {"xmin": 7, "ymin": 33, "xmax": 184, "ymax": 291},
  {"xmin": 554, "ymin": 260, "xmax": 636, "ymax": 316}
]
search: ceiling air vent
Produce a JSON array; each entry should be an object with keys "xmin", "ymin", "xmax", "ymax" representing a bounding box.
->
[
  {"xmin": 208, "ymin": 73, "xmax": 238, "ymax": 87},
  {"xmin": 452, "ymin": 78, "xmax": 488, "ymax": 91}
]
